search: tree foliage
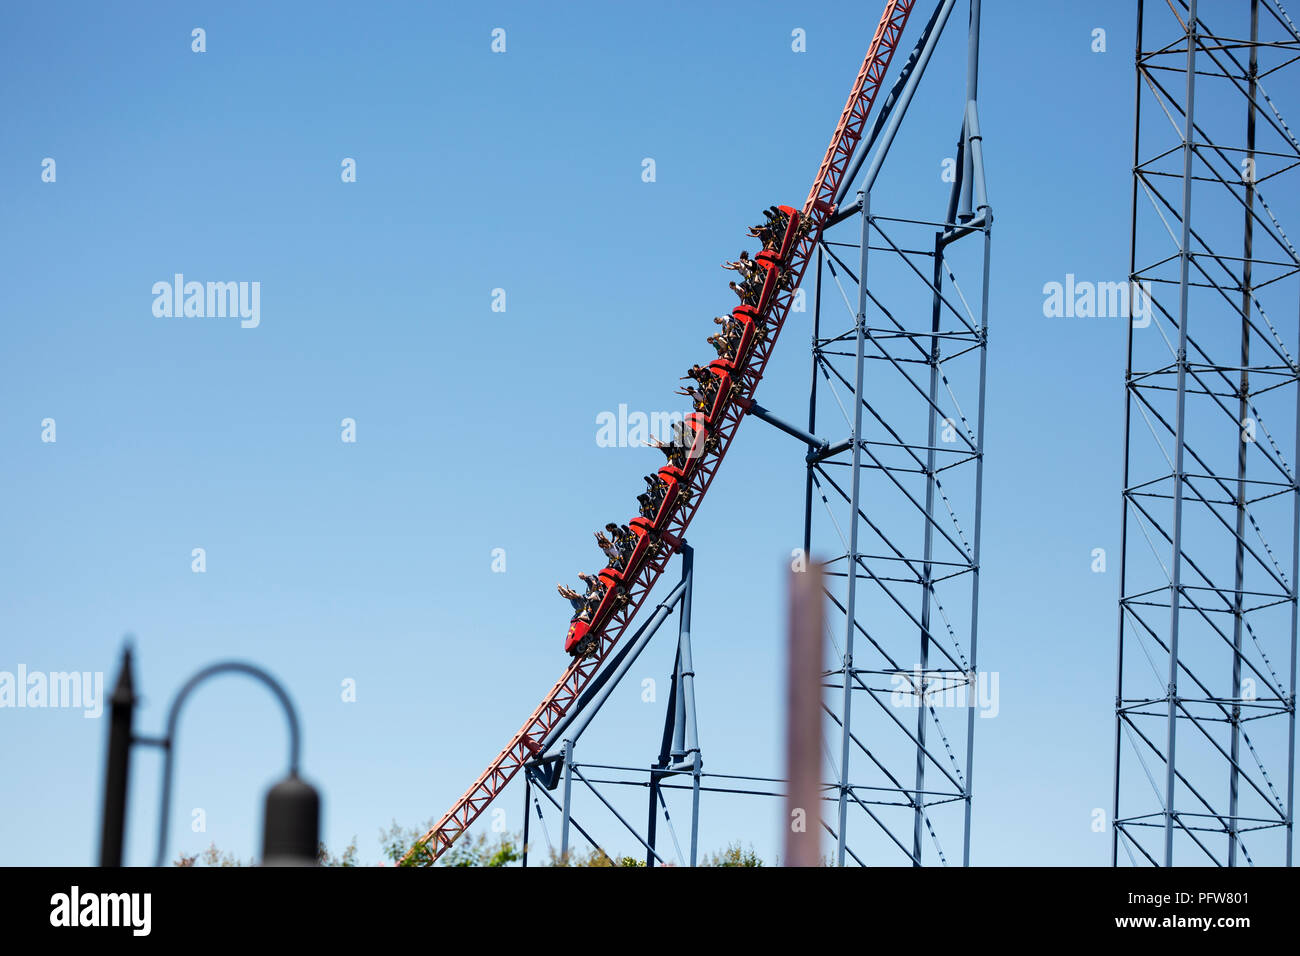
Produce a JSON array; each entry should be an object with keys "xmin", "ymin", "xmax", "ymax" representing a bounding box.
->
[
  {"xmin": 176, "ymin": 821, "xmax": 765, "ymax": 867},
  {"xmin": 700, "ymin": 841, "xmax": 764, "ymax": 867},
  {"xmin": 172, "ymin": 842, "xmax": 253, "ymax": 867}
]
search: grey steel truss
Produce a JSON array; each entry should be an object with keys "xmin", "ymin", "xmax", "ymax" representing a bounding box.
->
[
  {"xmin": 519, "ymin": 0, "xmax": 992, "ymax": 867},
  {"xmin": 797, "ymin": 0, "xmax": 991, "ymax": 867},
  {"xmin": 1113, "ymin": 0, "xmax": 1300, "ymax": 867}
]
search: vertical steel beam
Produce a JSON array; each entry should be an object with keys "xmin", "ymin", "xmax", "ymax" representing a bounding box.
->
[
  {"xmin": 805, "ymin": 246, "xmax": 823, "ymax": 560},
  {"xmin": 689, "ymin": 769, "xmax": 701, "ymax": 868},
  {"xmin": 1228, "ymin": 0, "xmax": 1259, "ymax": 867},
  {"xmin": 957, "ymin": 0, "xmax": 981, "ymax": 220},
  {"xmin": 1114, "ymin": 0, "xmax": 1146, "ymax": 869},
  {"xmin": 678, "ymin": 545, "xmax": 700, "ymax": 764},
  {"xmin": 521, "ymin": 773, "xmax": 532, "ymax": 867},
  {"xmin": 1289, "ymin": 353, "xmax": 1300, "ymax": 869},
  {"xmin": 913, "ymin": 232, "xmax": 944, "ymax": 864},
  {"xmin": 671, "ymin": 657, "xmax": 687, "ymax": 761},
  {"xmin": 676, "ymin": 544, "xmax": 702, "ymax": 866},
  {"xmin": 560, "ymin": 740, "xmax": 574, "ymax": 861},
  {"xmin": 962, "ymin": 223, "xmax": 990, "ymax": 867},
  {"xmin": 836, "ymin": 190, "xmax": 871, "ymax": 865},
  {"xmin": 1162, "ymin": 0, "xmax": 1199, "ymax": 866},
  {"xmin": 956, "ymin": 0, "xmax": 985, "ymax": 868},
  {"xmin": 645, "ymin": 771, "xmax": 660, "ymax": 868}
]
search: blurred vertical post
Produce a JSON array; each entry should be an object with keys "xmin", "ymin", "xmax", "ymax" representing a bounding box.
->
[
  {"xmin": 785, "ymin": 560, "xmax": 825, "ymax": 866},
  {"xmin": 99, "ymin": 644, "xmax": 136, "ymax": 867}
]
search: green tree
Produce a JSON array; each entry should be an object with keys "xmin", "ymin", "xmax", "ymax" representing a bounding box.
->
[
  {"xmin": 177, "ymin": 822, "xmax": 766, "ymax": 868},
  {"xmin": 442, "ymin": 833, "xmax": 521, "ymax": 867},
  {"xmin": 317, "ymin": 837, "xmax": 359, "ymax": 867},
  {"xmin": 174, "ymin": 837, "xmax": 357, "ymax": 867},
  {"xmin": 545, "ymin": 847, "xmax": 646, "ymax": 867},
  {"xmin": 172, "ymin": 842, "xmax": 252, "ymax": 867},
  {"xmin": 380, "ymin": 819, "xmax": 522, "ymax": 867},
  {"xmin": 701, "ymin": 842, "xmax": 763, "ymax": 867},
  {"xmin": 379, "ymin": 818, "xmax": 432, "ymax": 866}
]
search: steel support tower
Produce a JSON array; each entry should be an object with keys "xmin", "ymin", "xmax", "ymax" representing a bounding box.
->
[
  {"xmin": 404, "ymin": 0, "xmax": 997, "ymax": 867},
  {"xmin": 1113, "ymin": 0, "xmax": 1300, "ymax": 866},
  {"xmin": 523, "ymin": 0, "xmax": 993, "ymax": 868},
  {"xmin": 514, "ymin": 0, "xmax": 992, "ymax": 869},
  {"xmin": 792, "ymin": 0, "xmax": 991, "ymax": 866}
]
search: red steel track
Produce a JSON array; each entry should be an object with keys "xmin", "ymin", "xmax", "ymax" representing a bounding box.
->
[{"xmin": 403, "ymin": 0, "xmax": 916, "ymax": 865}]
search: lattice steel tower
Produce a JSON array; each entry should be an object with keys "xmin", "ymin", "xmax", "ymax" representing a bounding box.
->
[
  {"xmin": 1113, "ymin": 0, "xmax": 1300, "ymax": 866},
  {"xmin": 403, "ymin": 0, "xmax": 995, "ymax": 867},
  {"xmin": 800, "ymin": 0, "xmax": 991, "ymax": 866}
]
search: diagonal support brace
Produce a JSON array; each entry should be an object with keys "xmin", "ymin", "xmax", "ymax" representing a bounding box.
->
[{"xmin": 736, "ymin": 395, "xmax": 852, "ymax": 463}]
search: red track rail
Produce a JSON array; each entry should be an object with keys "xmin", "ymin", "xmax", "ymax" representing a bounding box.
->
[{"xmin": 403, "ymin": 0, "xmax": 916, "ymax": 866}]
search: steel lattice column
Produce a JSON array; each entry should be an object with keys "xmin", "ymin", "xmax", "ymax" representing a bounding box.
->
[
  {"xmin": 1113, "ymin": 0, "xmax": 1300, "ymax": 867},
  {"xmin": 807, "ymin": 167, "xmax": 991, "ymax": 867}
]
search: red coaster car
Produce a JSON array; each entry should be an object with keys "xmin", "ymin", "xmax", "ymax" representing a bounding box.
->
[
  {"xmin": 679, "ymin": 413, "xmax": 710, "ymax": 478},
  {"xmin": 730, "ymin": 306, "xmax": 759, "ymax": 363},
  {"xmin": 564, "ymin": 568, "xmax": 621, "ymax": 657},
  {"xmin": 705, "ymin": 359, "xmax": 736, "ymax": 427},
  {"xmin": 564, "ymin": 618, "xmax": 592, "ymax": 657},
  {"xmin": 775, "ymin": 205, "xmax": 801, "ymax": 262},
  {"xmin": 611, "ymin": 517, "xmax": 656, "ymax": 585},
  {"xmin": 654, "ymin": 465, "xmax": 684, "ymax": 529},
  {"xmin": 753, "ymin": 253, "xmax": 781, "ymax": 313},
  {"xmin": 749, "ymin": 207, "xmax": 801, "ymax": 313}
]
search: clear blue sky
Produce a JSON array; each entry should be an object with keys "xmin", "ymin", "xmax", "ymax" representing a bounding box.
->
[{"xmin": 1, "ymin": 1, "xmax": 1174, "ymax": 866}]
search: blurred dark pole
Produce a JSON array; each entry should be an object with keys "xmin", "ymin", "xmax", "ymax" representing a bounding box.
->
[
  {"xmin": 785, "ymin": 561, "xmax": 825, "ymax": 866},
  {"xmin": 99, "ymin": 645, "xmax": 136, "ymax": 867}
]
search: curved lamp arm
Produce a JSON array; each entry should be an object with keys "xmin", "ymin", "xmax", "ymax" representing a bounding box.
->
[{"xmin": 153, "ymin": 661, "xmax": 302, "ymax": 867}]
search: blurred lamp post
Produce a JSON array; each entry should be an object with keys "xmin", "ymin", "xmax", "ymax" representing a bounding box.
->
[
  {"xmin": 98, "ymin": 645, "xmax": 137, "ymax": 867},
  {"xmin": 97, "ymin": 646, "xmax": 320, "ymax": 867}
]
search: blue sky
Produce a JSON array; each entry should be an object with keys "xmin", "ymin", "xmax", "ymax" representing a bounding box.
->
[{"xmin": 0, "ymin": 1, "xmax": 1238, "ymax": 866}]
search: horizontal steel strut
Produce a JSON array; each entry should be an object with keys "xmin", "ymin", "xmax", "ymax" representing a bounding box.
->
[{"xmin": 401, "ymin": 0, "xmax": 917, "ymax": 866}]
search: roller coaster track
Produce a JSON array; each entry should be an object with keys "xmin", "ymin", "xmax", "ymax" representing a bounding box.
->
[{"xmin": 403, "ymin": 0, "xmax": 916, "ymax": 865}]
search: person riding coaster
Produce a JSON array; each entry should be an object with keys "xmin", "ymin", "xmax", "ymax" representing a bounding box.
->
[
  {"xmin": 699, "ymin": 369, "xmax": 721, "ymax": 403},
  {"xmin": 721, "ymin": 251, "xmax": 759, "ymax": 278},
  {"xmin": 594, "ymin": 530, "xmax": 624, "ymax": 570},
  {"xmin": 556, "ymin": 583, "xmax": 590, "ymax": 621},
  {"xmin": 638, "ymin": 473, "xmax": 670, "ymax": 519},
  {"xmin": 729, "ymin": 278, "xmax": 762, "ymax": 306},
  {"xmin": 677, "ymin": 383, "xmax": 707, "ymax": 412},
  {"xmin": 558, "ymin": 570, "xmax": 604, "ymax": 623},
  {"xmin": 746, "ymin": 207, "xmax": 789, "ymax": 248},
  {"xmin": 707, "ymin": 332, "xmax": 734, "ymax": 359},
  {"xmin": 563, "ymin": 566, "xmax": 628, "ymax": 658},
  {"xmin": 706, "ymin": 334, "xmax": 736, "ymax": 363},
  {"xmin": 714, "ymin": 314, "xmax": 743, "ymax": 338},
  {"xmin": 763, "ymin": 205, "xmax": 790, "ymax": 231},
  {"xmin": 605, "ymin": 522, "xmax": 638, "ymax": 561},
  {"xmin": 562, "ymin": 203, "xmax": 806, "ymax": 660},
  {"xmin": 647, "ymin": 434, "xmax": 687, "ymax": 470},
  {"xmin": 747, "ymin": 224, "xmax": 778, "ymax": 250},
  {"xmin": 684, "ymin": 365, "xmax": 724, "ymax": 410}
]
